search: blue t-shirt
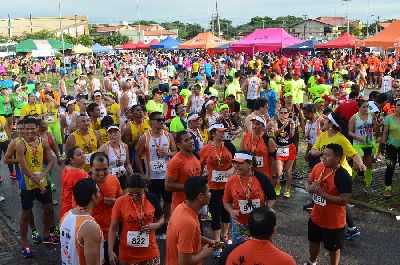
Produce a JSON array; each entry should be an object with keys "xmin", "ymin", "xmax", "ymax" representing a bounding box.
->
[
  {"xmin": 204, "ymin": 63, "xmax": 212, "ymax": 77},
  {"xmin": 265, "ymin": 89, "xmax": 278, "ymax": 118},
  {"xmin": 0, "ymin": 80, "xmax": 14, "ymax": 90}
]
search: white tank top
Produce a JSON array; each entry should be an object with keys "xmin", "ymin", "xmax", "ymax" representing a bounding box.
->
[
  {"xmin": 107, "ymin": 142, "xmax": 127, "ymax": 173},
  {"xmin": 190, "ymin": 95, "xmax": 205, "ymax": 114},
  {"xmin": 381, "ymin": 76, "xmax": 392, "ymax": 93},
  {"xmin": 99, "ymin": 103, "xmax": 107, "ymax": 120},
  {"xmin": 60, "ymin": 211, "xmax": 104, "ymax": 265},
  {"xmin": 159, "ymin": 69, "xmax": 168, "ymax": 84},
  {"xmin": 247, "ymin": 76, "xmax": 259, "ymax": 99},
  {"xmin": 353, "ymin": 113, "xmax": 374, "ymax": 144},
  {"xmin": 305, "ymin": 118, "xmax": 321, "ymax": 145},
  {"xmin": 144, "ymin": 130, "xmax": 170, "ymax": 180},
  {"xmin": 111, "ymin": 81, "xmax": 119, "ymax": 93}
]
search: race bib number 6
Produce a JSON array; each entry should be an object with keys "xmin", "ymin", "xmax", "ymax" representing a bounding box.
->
[{"xmin": 127, "ymin": 231, "xmax": 149, "ymax": 248}]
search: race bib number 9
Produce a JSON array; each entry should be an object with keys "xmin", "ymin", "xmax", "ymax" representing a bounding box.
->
[
  {"xmin": 255, "ymin": 156, "xmax": 264, "ymax": 168},
  {"xmin": 312, "ymin": 194, "xmax": 326, "ymax": 206},
  {"xmin": 112, "ymin": 166, "xmax": 127, "ymax": 178},
  {"xmin": 211, "ymin": 170, "xmax": 229, "ymax": 183},
  {"xmin": 277, "ymin": 147, "xmax": 289, "ymax": 157},
  {"xmin": 127, "ymin": 231, "xmax": 149, "ymax": 248},
  {"xmin": 150, "ymin": 160, "xmax": 166, "ymax": 172},
  {"xmin": 238, "ymin": 199, "xmax": 260, "ymax": 214}
]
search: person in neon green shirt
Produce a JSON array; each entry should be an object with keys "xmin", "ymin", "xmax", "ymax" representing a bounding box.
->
[
  {"xmin": 41, "ymin": 91, "xmax": 63, "ymax": 154},
  {"xmin": 232, "ymin": 72, "xmax": 241, "ymax": 101},
  {"xmin": 307, "ymin": 73, "xmax": 320, "ymax": 89},
  {"xmin": 169, "ymin": 103, "xmax": 187, "ymax": 135},
  {"xmin": 203, "ymin": 79, "xmax": 219, "ymax": 97},
  {"xmin": 146, "ymin": 88, "xmax": 164, "ymax": 114},
  {"xmin": 225, "ymin": 76, "xmax": 237, "ymax": 100},
  {"xmin": 12, "ymin": 85, "xmax": 28, "ymax": 118},
  {"xmin": 179, "ymin": 82, "xmax": 192, "ymax": 105},
  {"xmin": 333, "ymin": 64, "xmax": 348, "ymax": 88},
  {"xmin": 283, "ymin": 75, "xmax": 298, "ymax": 102},
  {"xmin": 294, "ymin": 75, "xmax": 306, "ymax": 106}
]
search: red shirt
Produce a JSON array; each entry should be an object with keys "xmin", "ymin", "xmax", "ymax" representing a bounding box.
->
[
  {"xmin": 291, "ymin": 61, "xmax": 302, "ymax": 76},
  {"xmin": 313, "ymin": 58, "xmax": 322, "ymax": 72},
  {"xmin": 60, "ymin": 167, "xmax": 88, "ymax": 218},
  {"xmin": 334, "ymin": 99, "xmax": 358, "ymax": 122}
]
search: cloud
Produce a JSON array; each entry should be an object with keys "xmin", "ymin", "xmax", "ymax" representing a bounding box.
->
[{"xmin": 3, "ymin": 0, "xmax": 399, "ymax": 27}]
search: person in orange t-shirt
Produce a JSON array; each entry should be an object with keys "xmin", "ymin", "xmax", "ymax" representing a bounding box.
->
[
  {"xmin": 200, "ymin": 124, "xmax": 233, "ymax": 251},
  {"xmin": 241, "ymin": 116, "xmax": 276, "ymax": 180},
  {"xmin": 60, "ymin": 146, "xmax": 87, "ymax": 218},
  {"xmin": 223, "ymin": 151, "xmax": 269, "ymax": 244},
  {"xmin": 165, "ymin": 131, "xmax": 201, "ymax": 212},
  {"xmin": 225, "ymin": 206, "xmax": 296, "ymax": 265},
  {"xmin": 305, "ymin": 144, "xmax": 352, "ymax": 265},
  {"xmin": 166, "ymin": 176, "xmax": 215, "ymax": 265},
  {"xmin": 108, "ymin": 173, "xmax": 164, "ymax": 265},
  {"xmin": 367, "ymin": 54, "xmax": 380, "ymax": 88},
  {"xmin": 89, "ymin": 152, "xmax": 123, "ymax": 264}
]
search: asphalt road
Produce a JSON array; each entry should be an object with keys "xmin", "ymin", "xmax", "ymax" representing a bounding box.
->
[{"xmin": 0, "ymin": 160, "xmax": 399, "ymax": 265}]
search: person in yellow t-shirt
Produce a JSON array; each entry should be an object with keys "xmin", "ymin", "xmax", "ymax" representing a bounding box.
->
[
  {"xmin": 87, "ymin": 102, "xmax": 101, "ymax": 131},
  {"xmin": 41, "ymin": 91, "xmax": 63, "ymax": 153},
  {"xmin": 310, "ymin": 112, "xmax": 366, "ymax": 174},
  {"xmin": 20, "ymin": 93, "xmax": 42, "ymax": 119}
]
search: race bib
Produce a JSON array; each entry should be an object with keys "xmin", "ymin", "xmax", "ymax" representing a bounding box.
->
[
  {"xmin": 112, "ymin": 166, "xmax": 126, "ymax": 178},
  {"xmin": 4, "ymin": 105, "xmax": 11, "ymax": 113},
  {"xmin": 127, "ymin": 231, "xmax": 149, "ymax": 248},
  {"xmin": 150, "ymin": 160, "xmax": 166, "ymax": 172},
  {"xmin": 224, "ymin": 132, "xmax": 234, "ymax": 141},
  {"xmin": 84, "ymin": 153, "xmax": 93, "ymax": 164},
  {"xmin": 255, "ymin": 156, "xmax": 264, "ymax": 168},
  {"xmin": 211, "ymin": 170, "xmax": 229, "ymax": 183},
  {"xmin": 277, "ymin": 147, "xmax": 289, "ymax": 157},
  {"xmin": 0, "ymin": 131, "xmax": 7, "ymax": 141},
  {"xmin": 170, "ymin": 109, "xmax": 176, "ymax": 117},
  {"xmin": 238, "ymin": 199, "xmax": 260, "ymax": 214},
  {"xmin": 44, "ymin": 115, "xmax": 55, "ymax": 123},
  {"xmin": 312, "ymin": 194, "xmax": 326, "ymax": 206},
  {"xmin": 28, "ymin": 172, "xmax": 45, "ymax": 186}
]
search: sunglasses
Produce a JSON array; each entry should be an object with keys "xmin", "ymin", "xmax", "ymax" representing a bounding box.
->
[
  {"xmin": 280, "ymin": 112, "xmax": 288, "ymax": 114},
  {"xmin": 152, "ymin": 118, "xmax": 165, "ymax": 122}
]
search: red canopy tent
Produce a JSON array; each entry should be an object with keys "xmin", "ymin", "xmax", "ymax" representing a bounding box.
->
[
  {"xmin": 148, "ymin": 39, "xmax": 160, "ymax": 46},
  {"xmin": 314, "ymin": 32, "xmax": 359, "ymax": 49},
  {"xmin": 135, "ymin": 41, "xmax": 148, "ymax": 49},
  {"xmin": 121, "ymin": 41, "xmax": 136, "ymax": 50}
]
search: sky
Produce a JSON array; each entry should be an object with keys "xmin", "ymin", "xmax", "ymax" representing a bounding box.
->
[{"xmin": 4, "ymin": 0, "xmax": 400, "ymax": 27}]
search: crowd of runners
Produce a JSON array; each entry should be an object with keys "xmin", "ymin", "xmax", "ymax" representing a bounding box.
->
[{"xmin": 0, "ymin": 49, "xmax": 399, "ymax": 265}]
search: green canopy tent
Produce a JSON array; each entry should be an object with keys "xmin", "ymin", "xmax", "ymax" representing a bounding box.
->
[{"xmin": 16, "ymin": 39, "xmax": 73, "ymax": 53}]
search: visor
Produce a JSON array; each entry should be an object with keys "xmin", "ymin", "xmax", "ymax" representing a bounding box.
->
[
  {"xmin": 232, "ymin": 153, "xmax": 253, "ymax": 162},
  {"xmin": 187, "ymin": 113, "xmax": 200, "ymax": 122},
  {"xmin": 107, "ymin": 125, "xmax": 120, "ymax": 132},
  {"xmin": 208, "ymin": 123, "xmax": 228, "ymax": 132}
]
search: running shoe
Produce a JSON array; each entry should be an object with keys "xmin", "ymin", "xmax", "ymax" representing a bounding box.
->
[
  {"xmin": 22, "ymin": 245, "xmax": 33, "ymax": 258},
  {"xmin": 31, "ymin": 230, "xmax": 42, "ymax": 244},
  {"xmin": 383, "ymin": 190, "xmax": 392, "ymax": 197},
  {"xmin": 284, "ymin": 189, "xmax": 291, "ymax": 198},
  {"xmin": 303, "ymin": 201, "xmax": 314, "ymax": 211},
  {"xmin": 51, "ymin": 183, "xmax": 56, "ymax": 192},
  {"xmin": 10, "ymin": 172, "xmax": 17, "ymax": 180},
  {"xmin": 42, "ymin": 235, "xmax": 60, "ymax": 244},
  {"xmin": 344, "ymin": 227, "xmax": 361, "ymax": 240},
  {"xmin": 201, "ymin": 212, "xmax": 212, "ymax": 222},
  {"xmin": 275, "ymin": 186, "xmax": 281, "ymax": 196},
  {"xmin": 52, "ymin": 199, "xmax": 59, "ymax": 205},
  {"xmin": 0, "ymin": 176, "xmax": 3, "ymax": 183}
]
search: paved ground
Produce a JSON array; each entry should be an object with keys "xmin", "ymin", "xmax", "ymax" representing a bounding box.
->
[{"xmin": 0, "ymin": 159, "xmax": 400, "ymax": 265}]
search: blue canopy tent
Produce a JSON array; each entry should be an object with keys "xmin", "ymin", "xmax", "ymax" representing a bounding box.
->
[
  {"xmin": 92, "ymin": 43, "xmax": 110, "ymax": 53},
  {"xmin": 282, "ymin": 40, "xmax": 321, "ymax": 54},
  {"xmin": 150, "ymin": 36, "xmax": 182, "ymax": 50}
]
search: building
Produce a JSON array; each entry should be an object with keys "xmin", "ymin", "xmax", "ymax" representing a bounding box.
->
[
  {"xmin": 94, "ymin": 23, "xmax": 178, "ymax": 43},
  {"xmin": 290, "ymin": 16, "xmax": 355, "ymax": 40},
  {"xmin": 0, "ymin": 15, "xmax": 89, "ymax": 38}
]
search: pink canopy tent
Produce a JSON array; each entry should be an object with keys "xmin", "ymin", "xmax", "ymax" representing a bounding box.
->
[
  {"xmin": 314, "ymin": 32, "xmax": 359, "ymax": 49},
  {"xmin": 230, "ymin": 28, "xmax": 303, "ymax": 54}
]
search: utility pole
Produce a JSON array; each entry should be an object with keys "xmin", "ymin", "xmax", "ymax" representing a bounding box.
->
[
  {"xmin": 262, "ymin": 19, "xmax": 265, "ymax": 29},
  {"xmin": 303, "ymin": 14, "xmax": 308, "ymax": 39},
  {"xmin": 376, "ymin": 16, "xmax": 380, "ymax": 34},
  {"xmin": 211, "ymin": 14, "xmax": 215, "ymax": 34},
  {"xmin": 59, "ymin": 2, "xmax": 65, "ymax": 74},
  {"xmin": 342, "ymin": 0, "xmax": 351, "ymax": 33},
  {"xmin": 216, "ymin": 0, "xmax": 221, "ymax": 36},
  {"xmin": 137, "ymin": 0, "xmax": 140, "ymax": 41},
  {"xmin": 75, "ymin": 15, "xmax": 78, "ymax": 37}
]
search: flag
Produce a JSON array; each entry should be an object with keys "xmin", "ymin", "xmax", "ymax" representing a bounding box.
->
[
  {"xmin": 7, "ymin": 14, "xmax": 11, "ymax": 38},
  {"xmin": 30, "ymin": 14, "xmax": 33, "ymax": 33}
]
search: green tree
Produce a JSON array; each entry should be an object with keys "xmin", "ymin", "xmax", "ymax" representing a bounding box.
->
[
  {"xmin": 77, "ymin": 35, "xmax": 94, "ymax": 47},
  {"xmin": 131, "ymin": 20, "xmax": 158, "ymax": 26},
  {"xmin": 94, "ymin": 32, "xmax": 129, "ymax": 47},
  {"xmin": 18, "ymin": 29, "xmax": 55, "ymax": 41},
  {"xmin": 62, "ymin": 34, "xmax": 77, "ymax": 45},
  {"xmin": 210, "ymin": 18, "xmax": 235, "ymax": 39}
]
